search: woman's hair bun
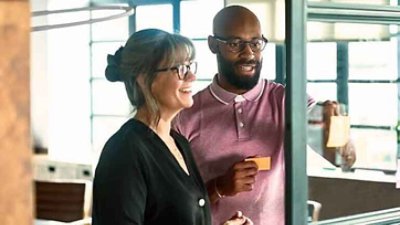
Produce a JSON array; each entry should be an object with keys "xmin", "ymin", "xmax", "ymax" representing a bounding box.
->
[{"xmin": 105, "ymin": 46, "xmax": 124, "ymax": 82}]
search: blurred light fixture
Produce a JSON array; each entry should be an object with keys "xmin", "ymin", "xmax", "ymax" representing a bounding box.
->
[{"xmin": 31, "ymin": 5, "xmax": 134, "ymax": 32}]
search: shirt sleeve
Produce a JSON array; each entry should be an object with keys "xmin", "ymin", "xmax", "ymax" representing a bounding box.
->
[
  {"xmin": 171, "ymin": 114, "xmax": 182, "ymax": 135},
  {"xmin": 172, "ymin": 111, "xmax": 192, "ymax": 138},
  {"xmin": 307, "ymin": 94, "xmax": 317, "ymax": 109}
]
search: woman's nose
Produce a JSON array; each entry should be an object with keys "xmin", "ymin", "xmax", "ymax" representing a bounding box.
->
[{"xmin": 185, "ymin": 70, "xmax": 196, "ymax": 82}]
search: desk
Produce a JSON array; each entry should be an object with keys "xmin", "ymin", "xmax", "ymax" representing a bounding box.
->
[
  {"xmin": 308, "ymin": 167, "xmax": 396, "ymax": 183},
  {"xmin": 313, "ymin": 207, "xmax": 400, "ymax": 225},
  {"xmin": 307, "ymin": 146, "xmax": 396, "ymax": 183},
  {"xmin": 307, "ymin": 146, "xmax": 399, "ymax": 220},
  {"xmin": 35, "ymin": 219, "xmax": 68, "ymax": 225},
  {"xmin": 308, "ymin": 174, "xmax": 399, "ymax": 220},
  {"xmin": 33, "ymin": 155, "xmax": 93, "ymax": 181},
  {"xmin": 35, "ymin": 218, "xmax": 91, "ymax": 225}
]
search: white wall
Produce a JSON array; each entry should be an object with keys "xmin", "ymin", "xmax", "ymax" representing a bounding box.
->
[{"xmin": 31, "ymin": 0, "xmax": 92, "ymax": 162}]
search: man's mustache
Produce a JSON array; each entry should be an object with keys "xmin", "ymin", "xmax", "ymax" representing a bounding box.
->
[{"xmin": 234, "ymin": 60, "xmax": 260, "ymax": 66}]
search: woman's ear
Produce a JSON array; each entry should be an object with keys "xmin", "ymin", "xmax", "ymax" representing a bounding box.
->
[
  {"xmin": 136, "ymin": 74, "xmax": 145, "ymax": 89},
  {"xmin": 137, "ymin": 74, "xmax": 153, "ymax": 96},
  {"xmin": 208, "ymin": 35, "xmax": 219, "ymax": 54}
]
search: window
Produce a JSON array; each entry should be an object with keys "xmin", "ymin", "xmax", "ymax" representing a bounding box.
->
[
  {"xmin": 89, "ymin": 1, "xmax": 225, "ymax": 155},
  {"xmin": 306, "ymin": 34, "xmax": 398, "ymax": 172},
  {"xmin": 136, "ymin": 4, "xmax": 173, "ymax": 32},
  {"xmin": 180, "ymin": 0, "xmax": 224, "ymax": 94},
  {"xmin": 89, "ymin": 7, "xmax": 131, "ymax": 156}
]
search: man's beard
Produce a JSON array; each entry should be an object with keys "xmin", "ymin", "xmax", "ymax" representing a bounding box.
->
[{"xmin": 217, "ymin": 54, "xmax": 262, "ymax": 90}]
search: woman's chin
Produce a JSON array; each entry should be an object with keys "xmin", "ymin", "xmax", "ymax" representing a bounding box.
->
[{"xmin": 183, "ymin": 100, "xmax": 194, "ymax": 109}]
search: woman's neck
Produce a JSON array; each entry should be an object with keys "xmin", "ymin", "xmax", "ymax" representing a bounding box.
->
[{"xmin": 134, "ymin": 107, "xmax": 174, "ymax": 139}]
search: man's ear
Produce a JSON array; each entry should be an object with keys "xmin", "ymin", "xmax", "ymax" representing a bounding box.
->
[{"xmin": 208, "ymin": 35, "xmax": 219, "ymax": 54}]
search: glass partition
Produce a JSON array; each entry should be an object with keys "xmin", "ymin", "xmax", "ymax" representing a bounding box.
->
[{"xmin": 306, "ymin": 19, "xmax": 400, "ymax": 222}]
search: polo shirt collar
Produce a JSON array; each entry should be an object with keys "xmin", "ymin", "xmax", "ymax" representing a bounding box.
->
[{"xmin": 209, "ymin": 74, "xmax": 265, "ymax": 105}]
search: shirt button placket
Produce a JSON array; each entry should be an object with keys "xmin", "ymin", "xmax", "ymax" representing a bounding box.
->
[
  {"xmin": 198, "ymin": 198, "xmax": 205, "ymax": 207},
  {"xmin": 234, "ymin": 95, "xmax": 245, "ymax": 139}
]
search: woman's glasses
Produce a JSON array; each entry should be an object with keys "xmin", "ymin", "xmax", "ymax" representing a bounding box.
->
[{"xmin": 156, "ymin": 61, "xmax": 197, "ymax": 80}]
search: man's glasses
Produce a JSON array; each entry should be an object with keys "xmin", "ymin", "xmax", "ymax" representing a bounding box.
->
[
  {"xmin": 213, "ymin": 36, "xmax": 268, "ymax": 53},
  {"xmin": 156, "ymin": 61, "xmax": 197, "ymax": 80}
]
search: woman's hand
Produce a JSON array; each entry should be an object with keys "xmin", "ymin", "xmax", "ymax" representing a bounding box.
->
[{"xmin": 222, "ymin": 211, "xmax": 253, "ymax": 225}]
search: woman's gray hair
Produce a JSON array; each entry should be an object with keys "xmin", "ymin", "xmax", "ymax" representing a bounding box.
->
[{"xmin": 105, "ymin": 29, "xmax": 196, "ymax": 126}]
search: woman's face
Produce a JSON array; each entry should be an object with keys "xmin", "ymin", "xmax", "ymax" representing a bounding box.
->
[{"xmin": 151, "ymin": 60, "xmax": 196, "ymax": 115}]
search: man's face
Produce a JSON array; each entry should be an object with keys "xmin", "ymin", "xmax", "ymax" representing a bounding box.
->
[
  {"xmin": 214, "ymin": 14, "xmax": 265, "ymax": 91},
  {"xmin": 217, "ymin": 48, "xmax": 262, "ymax": 90}
]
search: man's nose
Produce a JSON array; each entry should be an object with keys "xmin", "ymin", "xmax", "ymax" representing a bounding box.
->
[{"xmin": 239, "ymin": 43, "xmax": 255, "ymax": 59}]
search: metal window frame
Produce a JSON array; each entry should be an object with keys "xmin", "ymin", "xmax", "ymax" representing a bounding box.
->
[{"xmin": 285, "ymin": 0, "xmax": 308, "ymax": 224}]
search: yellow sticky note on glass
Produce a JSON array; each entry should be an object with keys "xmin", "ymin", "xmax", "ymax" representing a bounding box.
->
[
  {"xmin": 245, "ymin": 157, "xmax": 271, "ymax": 170},
  {"xmin": 326, "ymin": 116, "xmax": 350, "ymax": 148}
]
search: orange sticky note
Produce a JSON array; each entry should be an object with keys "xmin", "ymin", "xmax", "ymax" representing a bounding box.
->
[
  {"xmin": 245, "ymin": 157, "xmax": 271, "ymax": 170},
  {"xmin": 327, "ymin": 116, "xmax": 350, "ymax": 148}
]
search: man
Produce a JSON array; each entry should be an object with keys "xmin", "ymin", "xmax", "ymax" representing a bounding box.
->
[
  {"xmin": 308, "ymin": 100, "xmax": 356, "ymax": 170},
  {"xmin": 173, "ymin": 5, "xmax": 315, "ymax": 225}
]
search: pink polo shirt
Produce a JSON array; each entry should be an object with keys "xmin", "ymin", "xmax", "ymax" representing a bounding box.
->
[{"xmin": 173, "ymin": 76, "xmax": 314, "ymax": 225}]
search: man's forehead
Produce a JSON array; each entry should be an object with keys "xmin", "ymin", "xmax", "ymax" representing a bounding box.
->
[
  {"xmin": 214, "ymin": 11, "xmax": 261, "ymax": 37},
  {"xmin": 216, "ymin": 22, "xmax": 262, "ymax": 39}
]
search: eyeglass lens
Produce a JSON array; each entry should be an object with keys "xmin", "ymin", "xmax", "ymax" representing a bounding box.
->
[
  {"xmin": 178, "ymin": 62, "xmax": 197, "ymax": 79},
  {"xmin": 233, "ymin": 40, "xmax": 264, "ymax": 52},
  {"xmin": 216, "ymin": 37, "xmax": 267, "ymax": 53}
]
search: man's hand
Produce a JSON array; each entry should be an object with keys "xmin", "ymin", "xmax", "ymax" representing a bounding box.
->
[
  {"xmin": 339, "ymin": 140, "xmax": 356, "ymax": 170},
  {"xmin": 217, "ymin": 160, "xmax": 258, "ymax": 196}
]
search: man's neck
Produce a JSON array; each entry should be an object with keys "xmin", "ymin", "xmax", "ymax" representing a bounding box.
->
[{"xmin": 217, "ymin": 74, "xmax": 249, "ymax": 95}]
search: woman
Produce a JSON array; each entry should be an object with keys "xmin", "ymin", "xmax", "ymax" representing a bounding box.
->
[{"xmin": 92, "ymin": 29, "xmax": 252, "ymax": 225}]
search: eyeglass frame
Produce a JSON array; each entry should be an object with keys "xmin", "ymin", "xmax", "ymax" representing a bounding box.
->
[
  {"xmin": 212, "ymin": 35, "xmax": 269, "ymax": 53},
  {"xmin": 155, "ymin": 61, "xmax": 197, "ymax": 80}
]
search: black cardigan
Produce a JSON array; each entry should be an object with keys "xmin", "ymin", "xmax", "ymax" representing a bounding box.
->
[{"xmin": 92, "ymin": 119, "xmax": 211, "ymax": 225}]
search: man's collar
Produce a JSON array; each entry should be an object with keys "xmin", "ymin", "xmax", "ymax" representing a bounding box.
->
[{"xmin": 209, "ymin": 74, "xmax": 265, "ymax": 105}]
